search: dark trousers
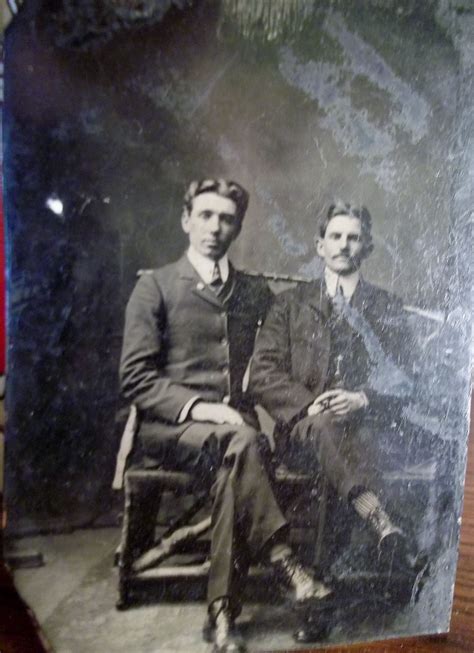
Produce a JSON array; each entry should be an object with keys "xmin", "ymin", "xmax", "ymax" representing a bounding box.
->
[
  {"xmin": 286, "ymin": 413, "xmax": 372, "ymax": 501},
  {"xmin": 168, "ymin": 422, "xmax": 288, "ymax": 610}
]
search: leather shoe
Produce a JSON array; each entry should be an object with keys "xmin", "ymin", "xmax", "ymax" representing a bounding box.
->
[
  {"xmin": 293, "ymin": 620, "xmax": 330, "ymax": 644},
  {"xmin": 377, "ymin": 529, "xmax": 413, "ymax": 572},
  {"xmin": 203, "ymin": 600, "xmax": 247, "ymax": 653},
  {"xmin": 292, "ymin": 593, "xmax": 336, "ymax": 643},
  {"xmin": 273, "ymin": 554, "xmax": 332, "ymax": 604}
]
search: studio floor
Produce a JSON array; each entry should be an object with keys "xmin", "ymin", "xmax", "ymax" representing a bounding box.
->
[
  {"xmin": 11, "ymin": 527, "xmax": 311, "ymax": 652},
  {"xmin": 8, "ymin": 526, "xmax": 446, "ymax": 653}
]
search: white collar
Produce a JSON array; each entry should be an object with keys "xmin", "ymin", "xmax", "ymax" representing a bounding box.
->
[
  {"xmin": 324, "ymin": 267, "xmax": 360, "ymax": 300},
  {"xmin": 187, "ymin": 246, "xmax": 230, "ymax": 285}
]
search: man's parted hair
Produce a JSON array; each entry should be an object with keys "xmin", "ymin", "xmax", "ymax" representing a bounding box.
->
[
  {"xmin": 183, "ymin": 178, "xmax": 250, "ymax": 222},
  {"xmin": 319, "ymin": 200, "xmax": 374, "ymax": 259}
]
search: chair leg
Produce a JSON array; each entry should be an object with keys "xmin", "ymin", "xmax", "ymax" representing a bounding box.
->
[
  {"xmin": 117, "ymin": 478, "xmax": 161, "ymax": 609},
  {"xmin": 117, "ymin": 572, "xmax": 131, "ymax": 610}
]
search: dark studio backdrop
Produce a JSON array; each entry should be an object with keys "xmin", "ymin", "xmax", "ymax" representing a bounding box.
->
[{"xmin": 2, "ymin": 0, "xmax": 471, "ymax": 535}]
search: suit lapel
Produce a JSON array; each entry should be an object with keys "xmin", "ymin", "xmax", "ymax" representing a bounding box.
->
[
  {"xmin": 350, "ymin": 278, "xmax": 364, "ymax": 311},
  {"xmin": 306, "ymin": 278, "xmax": 332, "ymax": 319},
  {"xmin": 225, "ymin": 265, "xmax": 249, "ymax": 311},
  {"xmin": 220, "ymin": 265, "xmax": 237, "ymax": 305},
  {"xmin": 291, "ymin": 279, "xmax": 330, "ymax": 386},
  {"xmin": 177, "ymin": 254, "xmax": 227, "ymax": 309},
  {"xmin": 350, "ymin": 278, "xmax": 375, "ymax": 317}
]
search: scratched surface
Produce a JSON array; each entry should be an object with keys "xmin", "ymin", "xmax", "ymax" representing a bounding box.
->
[{"xmin": 3, "ymin": 1, "xmax": 472, "ymax": 650}]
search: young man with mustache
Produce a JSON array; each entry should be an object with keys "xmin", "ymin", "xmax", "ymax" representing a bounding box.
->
[{"xmin": 250, "ymin": 202, "xmax": 421, "ymax": 585}]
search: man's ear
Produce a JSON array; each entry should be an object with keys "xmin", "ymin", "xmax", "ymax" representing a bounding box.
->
[
  {"xmin": 315, "ymin": 236, "xmax": 324, "ymax": 258},
  {"xmin": 361, "ymin": 241, "xmax": 374, "ymax": 260},
  {"xmin": 181, "ymin": 211, "xmax": 190, "ymax": 234}
]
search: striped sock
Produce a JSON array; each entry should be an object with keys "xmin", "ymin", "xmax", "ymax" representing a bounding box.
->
[{"xmin": 351, "ymin": 490, "xmax": 381, "ymax": 520}]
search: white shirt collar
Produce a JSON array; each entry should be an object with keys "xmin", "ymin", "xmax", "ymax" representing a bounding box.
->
[
  {"xmin": 324, "ymin": 267, "xmax": 360, "ymax": 300},
  {"xmin": 187, "ymin": 246, "xmax": 230, "ymax": 285}
]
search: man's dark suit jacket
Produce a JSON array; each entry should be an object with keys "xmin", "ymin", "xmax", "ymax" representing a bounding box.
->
[
  {"xmin": 249, "ymin": 278, "xmax": 414, "ymax": 438},
  {"xmin": 120, "ymin": 255, "xmax": 272, "ymax": 463}
]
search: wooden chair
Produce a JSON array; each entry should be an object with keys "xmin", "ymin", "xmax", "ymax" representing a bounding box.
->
[{"xmin": 116, "ymin": 459, "xmax": 321, "ymax": 609}]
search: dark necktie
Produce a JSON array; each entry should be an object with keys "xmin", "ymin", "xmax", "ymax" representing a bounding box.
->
[
  {"xmin": 209, "ymin": 262, "xmax": 224, "ymax": 295},
  {"xmin": 332, "ymin": 283, "xmax": 346, "ymax": 312}
]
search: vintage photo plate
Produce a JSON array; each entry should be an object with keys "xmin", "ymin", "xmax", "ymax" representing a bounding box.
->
[{"xmin": 3, "ymin": 1, "xmax": 473, "ymax": 651}]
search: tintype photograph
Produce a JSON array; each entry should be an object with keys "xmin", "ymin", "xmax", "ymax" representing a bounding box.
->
[{"xmin": 2, "ymin": 1, "xmax": 473, "ymax": 652}]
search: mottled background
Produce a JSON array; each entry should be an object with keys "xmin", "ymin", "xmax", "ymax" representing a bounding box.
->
[{"xmin": 3, "ymin": 0, "xmax": 471, "ymax": 554}]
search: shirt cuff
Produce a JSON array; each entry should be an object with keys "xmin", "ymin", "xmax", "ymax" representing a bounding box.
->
[
  {"xmin": 359, "ymin": 391, "xmax": 369, "ymax": 409},
  {"xmin": 177, "ymin": 396, "xmax": 202, "ymax": 423}
]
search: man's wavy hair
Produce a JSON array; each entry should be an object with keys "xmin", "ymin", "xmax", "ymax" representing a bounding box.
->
[
  {"xmin": 183, "ymin": 179, "xmax": 250, "ymax": 222},
  {"xmin": 319, "ymin": 200, "xmax": 374, "ymax": 259}
]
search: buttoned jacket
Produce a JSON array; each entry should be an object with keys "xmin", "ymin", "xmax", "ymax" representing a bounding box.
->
[
  {"xmin": 120, "ymin": 255, "xmax": 272, "ymax": 448},
  {"xmin": 249, "ymin": 278, "xmax": 414, "ymax": 433}
]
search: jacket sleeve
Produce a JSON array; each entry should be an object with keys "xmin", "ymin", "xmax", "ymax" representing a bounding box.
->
[
  {"xmin": 119, "ymin": 274, "xmax": 199, "ymax": 423},
  {"xmin": 249, "ymin": 292, "xmax": 316, "ymax": 428}
]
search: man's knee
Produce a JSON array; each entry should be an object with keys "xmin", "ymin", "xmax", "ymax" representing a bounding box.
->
[
  {"xmin": 223, "ymin": 425, "xmax": 274, "ymax": 465},
  {"xmin": 228, "ymin": 425, "xmax": 260, "ymax": 451},
  {"xmin": 292, "ymin": 412, "xmax": 334, "ymax": 443}
]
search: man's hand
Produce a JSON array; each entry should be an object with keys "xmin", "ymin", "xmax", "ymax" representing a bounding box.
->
[
  {"xmin": 308, "ymin": 389, "xmax": 368, "ymax": 417},
  {"xmin": 190, "ymin": 401, "xmax": 244, "ymax": 425}
]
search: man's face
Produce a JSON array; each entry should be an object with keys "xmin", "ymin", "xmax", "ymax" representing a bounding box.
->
[
  {"xmin": 316, "ymin": 214, "xmax": 365, "ymax": 275},
  {"xmin": 182, "ymin": 192, "xmax": 241, "ymax": 261}
]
